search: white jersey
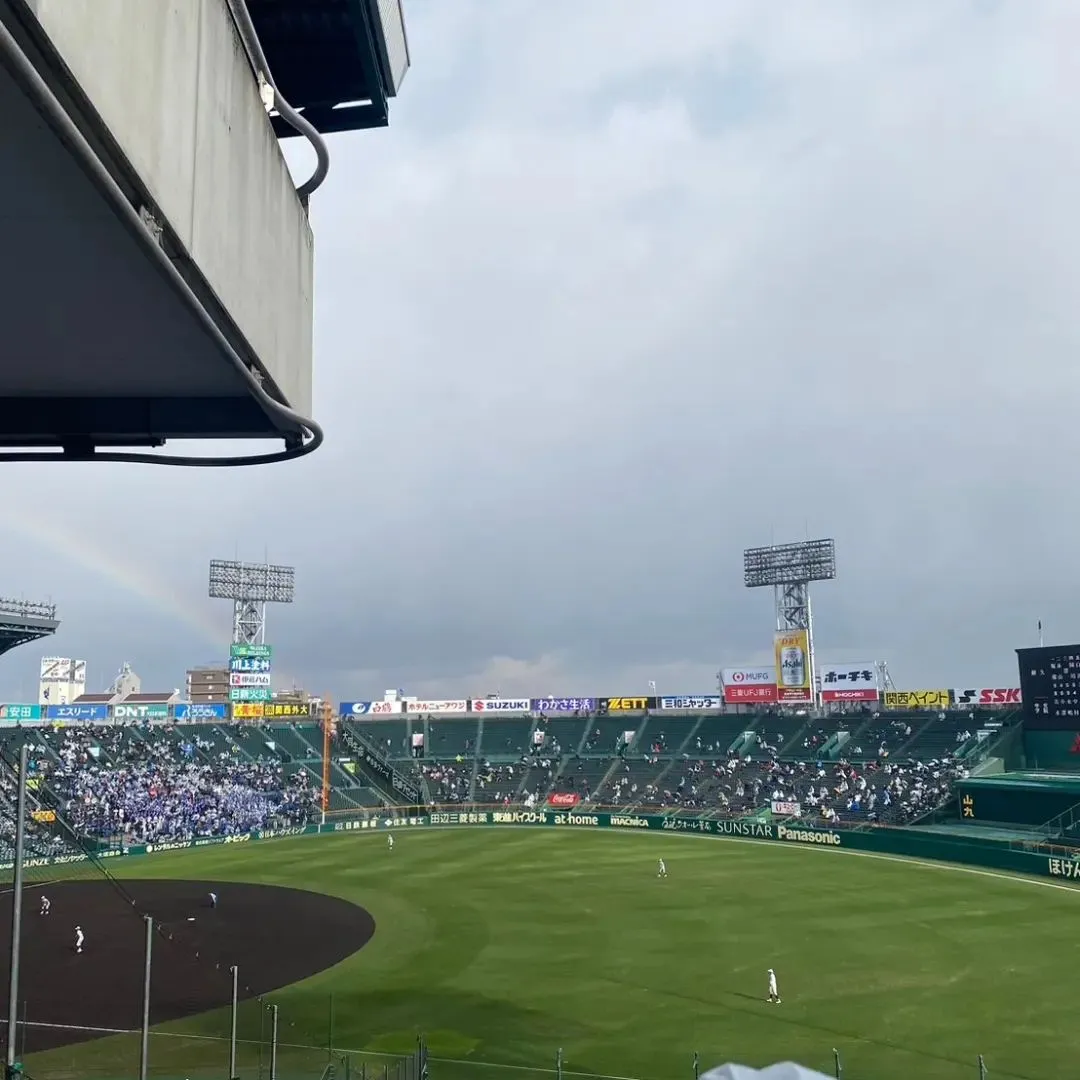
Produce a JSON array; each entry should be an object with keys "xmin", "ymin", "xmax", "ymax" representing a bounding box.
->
[
  {"xmin": 388, "ymin": 835, "xmax": 394, "ymax": 849},
  {"xmin": 768, "ymin": 971, "xmax": 778, "ymax": 995},
  {"xmin": 39, "ymin": 897, "xmax": 50, "ymax": 915},
  {"xmin": 75, "ymin": 929, "xmax": 84, "ymax": 948},
  {"xmin": 658, "ymin": 859, "xmax": 666, "ymax": 873}
]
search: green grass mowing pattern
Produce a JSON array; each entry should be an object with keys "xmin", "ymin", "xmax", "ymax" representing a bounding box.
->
[{"xmin": 21, "ymin": 828, "xmax": 1080, "ymax": 1080}]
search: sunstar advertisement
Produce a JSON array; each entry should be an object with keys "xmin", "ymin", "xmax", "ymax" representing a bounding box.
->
[{"xmin": 774, "ymin": 629, "xmax": 813, "ymax": 703}]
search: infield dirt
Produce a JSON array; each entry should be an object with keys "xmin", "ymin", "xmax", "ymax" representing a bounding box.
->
[{"xmin": 0, "ymin": 878, "xmax": 374, "ymax": 1053}]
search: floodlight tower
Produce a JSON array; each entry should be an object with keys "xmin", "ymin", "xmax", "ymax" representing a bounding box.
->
[
  {"xmin": 743, "ymin": 539, "xmax": 836, "ymax": 699},
  {"xmin": 208, "ymin": 559, "xmax": 295, "ymax": 646}
]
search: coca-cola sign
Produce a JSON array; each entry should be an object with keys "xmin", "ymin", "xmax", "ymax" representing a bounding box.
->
[{"xmin": 548, "ymin": 793, "xmax": 580, "ymax": 808}]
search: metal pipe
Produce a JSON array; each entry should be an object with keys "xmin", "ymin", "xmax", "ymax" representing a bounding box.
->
[
  {"xmin": 269, "ymin": 1005, "xmax": 279, "ymax": 1080},
  {"xmin": 5, "ymin": 745, "xmax": 28, "ymax": 1069},
  {"xmin": 139, "ymin": 916, "xmax": 153, "ymax": 1080},
  {"xmin": 229, "ymin": 965, "xmax": 239, "ymax": 1079}
]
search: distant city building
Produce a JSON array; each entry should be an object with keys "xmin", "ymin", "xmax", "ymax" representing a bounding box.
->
[{"xmin": 187, "ymin": 664, "xmax": 230, "ymax": 706}]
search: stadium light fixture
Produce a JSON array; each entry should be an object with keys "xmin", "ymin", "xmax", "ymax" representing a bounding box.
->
[
  {"xmin": 208, "ymin": 560, "xmax": 295, "ymax": 604},
  {"xmin": 743, "ymin": 539, "xmax": 837, "ymax": 589}
]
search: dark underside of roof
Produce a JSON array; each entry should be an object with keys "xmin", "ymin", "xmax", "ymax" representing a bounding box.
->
[{"xmin": 249, "ymin": 0, "xmax": 394, "ymax": 137}]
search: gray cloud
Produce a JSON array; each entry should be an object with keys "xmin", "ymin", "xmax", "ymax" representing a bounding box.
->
[{"xmin": 0, "ymin": 0, "xmax": 1075, "ymax": 701}]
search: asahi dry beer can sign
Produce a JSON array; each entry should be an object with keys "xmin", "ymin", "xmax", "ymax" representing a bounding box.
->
[{"xmin": 774, "ymin": 629, "xmax": 813, "ymax": 703}]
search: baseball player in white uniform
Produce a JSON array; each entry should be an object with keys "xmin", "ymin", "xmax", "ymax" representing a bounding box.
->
[
  {"xmin": 767, "ymin": 968, "xmax": 781, "ymax": 1003},
  {"xmin": 39, "ymin": 895, "xmax": 50, "ymax": 916},
  {"xmin": 74, "ymin": 926, "xmax": 84, "ymax": 954}
]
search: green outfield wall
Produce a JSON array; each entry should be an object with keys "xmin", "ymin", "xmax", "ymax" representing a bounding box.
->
[{"xmin": 8, "ymin": 811, "xmax": 1080, "ymax": 888}]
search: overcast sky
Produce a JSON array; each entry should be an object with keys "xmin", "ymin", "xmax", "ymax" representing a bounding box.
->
[{"xmin": 1, "ymin": 0, "xmax": 1076, "ymax": 702}]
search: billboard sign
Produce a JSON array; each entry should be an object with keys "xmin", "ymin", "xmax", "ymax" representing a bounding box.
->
[
  {"xmin": 113, "ymin": 703, "xmax": 170, "ymax": 720},
  {"xmin": 0, "ymin": 704, "xmax": 40, "ymax": 722},
  {"xmin": 531, "ymin": 697, "xmax": 594, "ymax": 712},
  {"xmin": 883, "ymin": 690, "xmax": 950, "ymax": 711},
  {"xmin": 406, "ymin": 699, "xmax": 468, "ymax": 713},
  {"xmin": 471, "ymin": 698, "xmax": 532, "ymax": 712},
  {"xmin": 721, "ymin": 667, "xmax": 775, "ymax": 687},
  {"xmin": 232, "ymin": 704, "xmax": 265, "ymax": 719},
  {"xmin": 774, "ymin": 630, "xmax": 812, "ymax": 703},
  {"xmin": 230, "ymin": 644, "xmax": 272, "ymax": 660},
  {"xmin": 819, "ymin": 663, "xmax": 880, "ymax": 703},
  {"xmin": 771, "ymin": 800, "xmax": 801, "ymax": 817},
  {"xmin": 45, "ymin": 704, "xmax": 107, "ymax": 721},
  {"xmin": 262, "ymin": 702, "xmax": 312, "ymax": 718},
  {"xmin": 39, "ymin": 657, "xmax": 72, "ymax": 682},
  {"xmin": 173, "ymin": 703, "xmax": 228, "ymax": 721},
  {"xmin": 229, "ymin": 687, "xmax": 273, "ymax": 703},
  {"xmin": 721, "ymin": 666, "xmax": 778, "ymax": 704},
  {"xmin": 229, "ymin": 656, "xmax": 272, "ymax": 674},
  {"xmin": 72, "ymin": 661, "xmax": 87, "ymax": 685},
  {"xmin": 724, "ymin": 684, "xmax": 778, "ymax": 704},
  {"xmin": 952, "ymin": 688, "xmax": 1022, "ymax": 707},
  {"xmin": 548, "ymin": 793, "xmax": 580, "ymax": 807},
  {"xmin": 602, "ymin": 697, "xmax": 652, "ymax": 712},
  {"xmin": 658, "ymin": 695, "xmax": 723, "ymax": 710},
  {"xmin": 229, "ymin": 672, "xmax": 272, "ymax": 688}
]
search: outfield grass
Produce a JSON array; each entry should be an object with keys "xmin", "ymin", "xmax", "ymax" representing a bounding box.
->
[{"xmin": 21, "ymin": 827, "xmax": 1080, "ymax": 1080}]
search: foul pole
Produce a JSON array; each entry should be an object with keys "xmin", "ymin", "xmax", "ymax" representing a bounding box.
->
[{"xmin": 321, "ymin": 699, "xmax": 333, "ymax": 822}]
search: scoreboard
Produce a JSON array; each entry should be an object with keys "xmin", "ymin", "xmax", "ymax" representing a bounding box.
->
[{"xmin": 1017, "ymin": 644, "xmax": 1080, "ymax": 729}]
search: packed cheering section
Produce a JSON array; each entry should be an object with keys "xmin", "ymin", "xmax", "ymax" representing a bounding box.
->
[{"xmin": 0, "ymin": 683, "xmax": 1026, "ymax": 862}]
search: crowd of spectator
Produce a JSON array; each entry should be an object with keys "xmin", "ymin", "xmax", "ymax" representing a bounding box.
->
[{"xmin": 18, "ymin": 724, "xmax": 320, "ymax": 846}]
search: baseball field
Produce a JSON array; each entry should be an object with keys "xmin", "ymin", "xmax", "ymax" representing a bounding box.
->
[{"xmin": 10, "ymin": 826, "xmax": 1080, "ymax": 1080}]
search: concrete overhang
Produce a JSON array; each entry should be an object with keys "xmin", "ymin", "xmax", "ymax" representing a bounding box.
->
[
  {"xmin": 253, "ymin": 0, "xmax": 410, "ymax": 138},
  {"xmin": 0, "ymin": 0, "xmax": 318, "ymax": 461}
]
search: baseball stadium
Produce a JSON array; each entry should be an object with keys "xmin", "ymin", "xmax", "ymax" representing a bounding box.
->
[
  {"xmin": 0, "ymin": 1, "xmax": 1070, "ymax": 1078},
  {"xmin": 0, "ymin": 534, "xmax": 1079, "ymax": 1080}
]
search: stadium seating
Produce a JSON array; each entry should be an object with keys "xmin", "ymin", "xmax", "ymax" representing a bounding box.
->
[{"xmin": 0, "ymin": 705, "xmax": 1021, "ymax": 854}]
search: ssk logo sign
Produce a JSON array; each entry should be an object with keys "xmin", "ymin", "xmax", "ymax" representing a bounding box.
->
[
  {"xmin": 606, "ymin": 697, "xmax": 648, "ymax": 711},
  {"xmin": 953, "ymin": 688, "xmax": 1022, "ymax": 706}
]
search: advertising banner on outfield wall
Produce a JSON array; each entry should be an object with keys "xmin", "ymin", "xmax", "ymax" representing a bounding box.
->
[
  {"xmin": 471, "ymin": 697, "xmax": 531, "ymax": 712},
  {"xmin": 531, "ymin": 697, "xmax": 595, "ymax": 712},
  {"xmin": 0, "ymin": 704, "xmax": 40, "ymax": 721},
  {"xmin": 232, "ymin": 704, "xmax": 265, "ymax": 719},
  {"xmin": 883, "ymin": 690, "xmax": 950, "ymax": 710},
  {"xmin": 818, "ymin": 663, "xmax": 880, "ymax": 703},
  {"xmin": 406, "ymin": 699, "xmax": 468, "ymax": 713},
  {"xmin": 658, "ymin": 696, "xmax": 723, "ymax": 709},
  {"xmin": 599, "ymin": 697, "xmax": 655, "ymax": 712},
  {"xmin": 114, "ymin": 703, "xmax": 169, "ymax": 720},
  {"xmin": 174, "ymin": 703, "xmax": 228, "ymax": 720},
  {"xmin": 340, "ymin": 701, "xmax": 404, "ymax": 716},
  {"xmin": 45, "ymin": 704, "xmax": 107, "ymax": 721},
  {"xmin": 952, "ymin": 688, "xmax": 1022, "ymax": 706},
  {"xmin": 774, "ymin": 630, "xmax": 813, "ymax": 703},
  {"xmin": 262, "ymin": 702, "xmax": 312, "ymax": 718}
]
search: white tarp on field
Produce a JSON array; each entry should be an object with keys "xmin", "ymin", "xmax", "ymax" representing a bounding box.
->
[{"xmin": 702, "ymin": 1064, "xmax": 835, "ymax": 1080}]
